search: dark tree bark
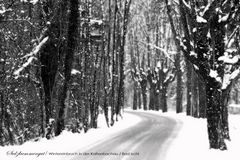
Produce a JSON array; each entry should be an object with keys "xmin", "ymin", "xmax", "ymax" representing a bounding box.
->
[
  {"xmin": 55, "ymin": 0, "xmax": 79, "ymax": 136},
  {"xmin": 137, "ymin": 85, "xmax": 142, "ymax": 109},
  {"xmin": 234, "ymin": 88, "xmax": 239, "ymax": 104},
  {"xmin": 146, "ymin": 35, "xmax": 151, "ymax": 69},
  {"xmin": 158, "ymin": 64, "xmax": 176, "ymax": 113},
  {"xmin": 186, "ymin": 60, "xmax": 192, "ymax": 116},
  {"xmin": 40, "ymin": 1, "xmax": 59, "ymax": 127},
  {"xmin": 0, "ymin": 93, "xmax": 3, "ymax": 146},
  {"xmin": 40, "ymin": 42, "xmax": 58, "ymax": 125},
  {"xmin": 206, "ymin": 84, "xmax": 229, "ymax": 149},
  {"xmin": 221, "ymin": 88, "xmax": 231, "ymax": 140},
  {"xmin": 135, "ymin": 34, "xmax": 142, "ymax": 110},
  {"xmin": 147, "ymin": 71, "xmax": 156, "ymax": 110},
  {"xmin": 102, "ymin": 13, "xmax": 109, "ymax": 128},
  {"xmin": 199, "ymin": 78, "xmax": 207, "ymax": 118},
  {"xmin": 176, "ymin": 54, "xmax": 183, "ymax": 113},
  {"xmin": 90, "ymin": 52, "xmax": 100, "ymax": 128},
  {"xmin": 155, "ymin": 91, "xmax": 160, "ymax": 111},
  {"xmin": 133, "ymin": 81, "xmax": 138, "ymax": 110},
  {"xmin": 103, "ymin": 53, "xmax": 109, "ymax": 127},
  {"xmin": 140, "ymin": 72, "xmax": 148, "ymax": 110},
  {"xmin": 1, "ymin": 93, "xmax": 14, "ymax": 145},
  {"xmin": 0, "ymin": 50, "xmax": 4, "ymax": 146},
  {"xmin": 5, "ymin": 108, "xmax": 14, "ymax": 145},
  {"xmin": 100, "ymin": 0, "xmax": 111, "ymax": 128},
  {"xmin": 110, "ymin": 0, "xmax": 118, "ymax": 126},
  {"xmin": 116, "ymin": 0, "xmax": 132, "ymax": 116},
  {"xmin": 192, "ymin": 71, "xmax": 199, "ymax": 118},
  {"xmin": 161, "ymin": 85, "xmax": 168, "ymax": 112},
  {"xmin": 39, "ymin": 1, "xmax": 69, "ymax": 134}
]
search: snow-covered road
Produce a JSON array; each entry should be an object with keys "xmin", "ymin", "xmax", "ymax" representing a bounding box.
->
[
  {"xmin": 2, "ymin": 110, "xmax": 240, "ymax": 160},
  {"xmin": 68, "ymin": 111, "xmax": 181, "ymax": 160}
]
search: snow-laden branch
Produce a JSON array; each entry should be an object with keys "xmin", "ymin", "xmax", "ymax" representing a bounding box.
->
[
  {"xmin": 209, "ymin": 69, "xmax": 222, "ymax": 83},
  {"xmin": 138, "ymin": 40, "xmax": 176, "ymax": 62},
  {"xmin": 13, "ymin": 57, "xmax": 36, "ymax": 76},
  {"xmin": 225, "ymin": 26, "xmax": 239, "ymax": 48},
  {"xmin": 20, "ymin": 0, "xmax": 39, "ymax": 5},
  {"xmin": 218, "ymin": 13, "xmax": 229, "ymax": 23},
  {"xmin": 23, "ymin": 37, "xmax": 49, "ymax": 59},
  {"xmin": 182, "ymin": 0, "xmax": 191, "ymax": 10},
  {"xmin": 164, "ymin": 73, "xmax": 175, "ymax": 84},
  {"xmin": 0, "ymin": 7, "xmax": 12, "ymax": 15},
  {"xmin": 210, "ymin": 67, "xmax": 240, "ymax": 90},
  {"xmin": 196, "ymin": 15, "xmax": 207, "ymax": 23},
  {"xmin": 218, "ymin": 54, "xmax": 239, "ymax": 64},
  {"xmin": 14, "ymin": 36, "xmax": 49, "ymax": 76},
  {"xmin": 222, "ymin": 69, "xmax": 240, "ymax": 89},
  {"xmin": 71, "ymin": 69, "xmax": 81, "ymax": 75}
]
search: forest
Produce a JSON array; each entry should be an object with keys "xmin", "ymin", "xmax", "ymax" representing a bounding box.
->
[{"xmin": 0, "ymin": 0, "xmax": 240, "ymax": 152}]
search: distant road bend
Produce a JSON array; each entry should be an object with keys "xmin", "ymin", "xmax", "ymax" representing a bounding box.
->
[{"xmin": 69, "ymin": 111, "xmax": 181, "ymax": 160}]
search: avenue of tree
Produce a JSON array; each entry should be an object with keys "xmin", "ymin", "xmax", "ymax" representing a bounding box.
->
[{"xmin": 0, "ymin": 0, "xmax": 240, "ymax": 151}]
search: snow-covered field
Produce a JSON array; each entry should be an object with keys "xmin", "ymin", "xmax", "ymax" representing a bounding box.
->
[{"xmin": 1, "ymin": 109, "xmax": 240, "ymax": 160}]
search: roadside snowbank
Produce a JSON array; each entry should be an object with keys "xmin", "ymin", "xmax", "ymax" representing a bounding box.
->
[
  {"xmin": 164, "ymin": 113, "xmax": 240, "ymax": 160},
  {"xmin": 131, "ymin": 109, "xmax": 240, "ymax": 160},
  {"xmin": 0, "ymin": 112, "xmax": 141, "ymax": 160},
  {"xmin": 1, "ymin": 109, "xmax": 240, "ymax": 160}
]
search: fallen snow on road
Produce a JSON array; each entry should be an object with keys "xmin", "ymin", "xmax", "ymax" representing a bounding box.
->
[{"xmin": 0, "ymin": 112, "xmax": 141, "ymax": 160}]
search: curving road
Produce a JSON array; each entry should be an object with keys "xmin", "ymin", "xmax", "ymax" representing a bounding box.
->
[{"xmin": 69, "ymin": 111, "xmax": 181, "ymax": 160}]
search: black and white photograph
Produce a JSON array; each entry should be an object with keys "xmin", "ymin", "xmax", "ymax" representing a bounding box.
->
[{"xmin": 0, "ymin": 0, "xmax": 240, "ymax": 160}]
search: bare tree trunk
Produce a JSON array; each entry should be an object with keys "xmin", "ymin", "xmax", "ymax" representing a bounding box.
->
[
  {"xmin": 146, "ymin": 35, "xmax": 151, "ymax": 69},
  {"xmin": 192, "ymin": 71, "xmax": 199, "ymax": 118},
  {"xmin": 40, "ymin": 1, "xmax": 60, "ymax": 127},
  {"xmin": 110, "ymin": 0, "xmax": 118, "ymax": 126},
  {"xmin": 0, "ymin": 93, "xmax": 3, "ymax": 146},
  {"xmin": 176, "ymin": 54, "xmax": 183, "ymax": 113},
  {"xmin": 116, "ymin": 0, "xmax": 132, "ymax": 116},
  {"xmin": 137, "ymin": 86, "xmax": 142, "ymax": 109},
  {"xmin": 186, "ymin": 61, "xmax": 192, "ymax": 116},
  {"xmin": 155, "ymin": 91, "xmax": 160, "ymax": 111},
  {"xmin": 55, "ymin": 0, "xmax": 79, "ymax": 136},
  {"xmin": 221, "ymin": 88, "xmax": 231, "ymax": 140},
  {"xmin": 199, "ymin": 78, "xmax": 206, "ymax": 118},
  {"xmin": 102, "ymin": 32, "xmax": 109, "ymax": 128},
  {"xmin": 5, "ymin": 104, "xmax": 14, "ymax": 145},
  {"xmin": 147, "ymin": 71, "xmax": 156, "ymax": 110},
  {"xmin": 234, "ymin": 88, "xmax": 239, "ymax": 104},
  {"xmin": 39, "ymin": 84, "xmax": 46, "ymax": 137},
  {"xmin": 0, "ymin": 50, "xmax": 4, "ymax": 145},
  {"xmin": 133, "ymin": 81, "xmax": 138, "ymax": 110},
  {"xmin": 102, "ymin": 45, "xmax": 109, "ymax": 127},
  {"xmin": 140, "ymin": 69, "xmax": 148, "ymax": 110},
  {"xmin": 206, "ymin": 84, "xmax": 227, "ymax": 150},
  {"xmin": 161, "ymin": 85, "xmax": 168, "ymax": 113},
  {"xmin": 149, "ymin": 86, "xmax": 155, "ymax": 110},
  {"xmin": 90, "ymin": 52, "xmax": 100, "ymax": 128}
]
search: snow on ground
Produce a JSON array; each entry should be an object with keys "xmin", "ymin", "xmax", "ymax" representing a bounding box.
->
[
  {"xmin": 0, "ymin": 112, "xmax": 141, "ymax": 160},
  {"xmin": 1, "ymin": 109, "xmax": 240, "ymax": 160},
  {"xmin": 164, "ymin": 112, "xmax": 240, "ymax": 160},
  {"xmin": 131, "ymin": 109, "xmax": 240, "ymax": 160}
]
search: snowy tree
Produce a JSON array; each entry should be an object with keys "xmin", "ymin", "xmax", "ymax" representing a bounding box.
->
[
  {"xmin": 165, "ymin": 0, "xmax": 240, "ymax": 150},
  {"xmin": 126, "ymin": 0, "xmax": 184, "ymax": 113}
]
